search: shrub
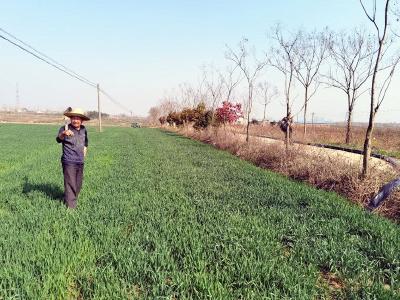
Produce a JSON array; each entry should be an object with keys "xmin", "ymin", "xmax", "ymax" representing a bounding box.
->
[
  {"xmin": 215, "ymin": 101, "xmax": 243, "ymax": 125},
  {"xmin": 159, "ymin": 116, "xmax": 166, "ymax": 125},
  {"xmin": 180, "ymin": 108, "xmax": 197, "ymax": 123},
  {"xmin": 166, "ymin": 112, "xmax": 183, "ymax": 126},
  {"xmin": 193, "ymin": 110, "xmax": 213, "ymax": 130}
]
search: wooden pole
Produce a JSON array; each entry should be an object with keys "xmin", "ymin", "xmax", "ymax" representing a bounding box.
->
[{"xmin": 97, "ymin": 83, "xmax": 102, "ymax": 132}]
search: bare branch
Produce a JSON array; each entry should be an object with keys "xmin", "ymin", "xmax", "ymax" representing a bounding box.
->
[
  {"xmin": 226, "ymin": 38, "xmax": 267, "ymax": 141},
  {"xmin": 268, "ymin": 25, "xmax": 300, "ymax": 118}
]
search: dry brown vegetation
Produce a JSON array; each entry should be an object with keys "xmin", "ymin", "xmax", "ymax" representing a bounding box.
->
[
  {"xmin": 231, "ymin": 123, "xmax": 400, "ymax": 157},
  {"xmin": 175, "ymin": 126, "xmax": 400, "ymax": 221}
]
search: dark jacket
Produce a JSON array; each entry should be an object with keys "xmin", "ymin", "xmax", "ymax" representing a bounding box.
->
[{"xmin": 56, "ymin": 124, "xmax": 88, "ymax": 164}]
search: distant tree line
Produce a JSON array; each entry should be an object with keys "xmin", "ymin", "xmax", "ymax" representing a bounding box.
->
[
  {"xmin": 157, "ymin": 101, "xmax": 243, "ymax": 130},
  {"xmin": 86, "ymin": 111, "xmax": 110, "ymax": 119}
]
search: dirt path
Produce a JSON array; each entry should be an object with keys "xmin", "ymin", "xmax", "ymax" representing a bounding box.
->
[{"xmin": 237, "ymin": 133, "xmax": 396, "ymax": 173}]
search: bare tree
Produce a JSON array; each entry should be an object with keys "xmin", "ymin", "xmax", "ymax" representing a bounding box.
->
[
  {"xmin": 226, "ymin": 38, "xmax": 267, "ymax": 142},
  {"xmin": 194, "ymin": 70, "xmax": 209, "ymax": 107},
  {"xmin": 202, "ymin": 65, "xmax": 225, "ymax": 110},
  {"xmin": 324, "ymin": 29, "xmax": 374, "ymax": 144},
  {"xmin": 257, "ymin": 81, "xmax": 278, "ymax": 122},
  {"xmin": 294, "ymin": 29, "xmax": 330, "ymax": 138},
  {"xmin": 159, "ymin": 96, "xmax": 181, "ymax": 116},
  {"xmin": 147, "ymin": 106, "xmax": 161, "ymax": 125},
  {"xmin": 268, "ymin": 26, "xmax": 300, "ymax": 148},
  {"xmin": 360, "ymin": 0, "xmax": 400, "ymax": 177},
  {"xmin": 178, "ymin": 82, "xmax": 197, "ymax": 107},
  {"xmin": 221, "ymin": 65, "xmax": 242, "ymax": 102}
]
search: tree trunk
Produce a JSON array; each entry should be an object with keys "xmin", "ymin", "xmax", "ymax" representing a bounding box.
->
[
  {"xmin": 284, "ymin": 73, "xmax": 291, "ymax": 149},
  {"xmin": 285, "ymin": 110, "xmax": 290, "ymax": 150},
  {"xmin": 246, "ymin": 85, "xmax": 252, "ymax": 143},
  {"xmin": 345, "ymin": 92, "xmax": 352, "ymax": 144},
  {"xmin": 303, "ymin": 88, "xmax": 308, "ymax": 139},
  {"xmin": 246, "ymin": 111, "xmax": 250, "ymax": 142},
  {"xmin": 362, "ymin": 112, "xmax": 375, "ymax": 178},
  {"xmin": 345, "ymin": 107, "xmax": 353, "ymax": 144},
  {"xmin": 285, "ymin": 123, "xmax": 290, "ymax": 150},
  {"xmin": 362, "ymin": 32, "xmax": 383, "ymax": 177},
  {"xmin": 263, "ymin": 103, "xmax": 267, "ymax": 122}
]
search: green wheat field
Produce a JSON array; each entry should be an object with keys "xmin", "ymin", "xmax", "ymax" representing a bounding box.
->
[{"xmin": 0, "ymin": 124, "xmax": 399, "ymax": 299}]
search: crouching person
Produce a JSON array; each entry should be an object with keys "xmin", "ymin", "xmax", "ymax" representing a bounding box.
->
[
  {"xmin": 56, "ymin": 108, "xmax": 90, "ymax": 208},
  {"xmin": 279, "ymin": 113, "xmax": 294, "ymax": 142}
]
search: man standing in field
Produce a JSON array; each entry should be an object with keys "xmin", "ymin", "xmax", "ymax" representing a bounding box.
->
[{"xmin": 56, "ymin": 108, "xmax": 90, "ymax": 209}]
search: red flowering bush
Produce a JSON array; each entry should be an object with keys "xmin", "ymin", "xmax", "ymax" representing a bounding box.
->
[{"xmin": 215, "ymin": 101, "xmax": 243, "ymax": 125}]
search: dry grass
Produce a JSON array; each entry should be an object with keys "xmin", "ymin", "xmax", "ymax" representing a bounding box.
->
[
  {"xmin": 177, "ymin": 126, "xmax": 400, "ymax": 221},
  {"xmin": 233, "ymin": 123, "xmax": 400, "ymax": 157}
]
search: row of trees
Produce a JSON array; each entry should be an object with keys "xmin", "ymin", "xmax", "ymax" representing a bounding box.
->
[
  {"xmin": 148, "ymin": 0, "xmax": 399, "ymax": 177},
  {"xmin": 158, "ymin": 101, "xmax": 243, "ymax": 130}
]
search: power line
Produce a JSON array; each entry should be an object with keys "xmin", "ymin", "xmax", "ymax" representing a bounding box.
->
[
  {"xmin": 0, "ymin": 28, "xmax": 133, "ymax": 114},
  {"xmin": 0, "ymin": 27, "xmax": 96, "ymax": 87},
  {"xmin": 0, "ymin": 33, "xmax": 96, "ymax": 88},
  {"xmin": 99, "ymin": 88, "xmax": 131, "ymax": 113}
]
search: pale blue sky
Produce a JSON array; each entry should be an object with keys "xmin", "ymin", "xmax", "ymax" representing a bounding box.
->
[{"xmin": 1, "ymin": 1, "xmax": 399, "ymax": 122}]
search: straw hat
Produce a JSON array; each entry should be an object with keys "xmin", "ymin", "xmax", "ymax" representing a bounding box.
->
[{"xmin": 63, "ymin": 107, "xmax": 90, "ymax": 121}]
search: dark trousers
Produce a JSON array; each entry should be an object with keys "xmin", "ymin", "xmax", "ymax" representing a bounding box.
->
[{"xmin": 62, "ymin": 163, "xmax": 84, "ymax": 208}]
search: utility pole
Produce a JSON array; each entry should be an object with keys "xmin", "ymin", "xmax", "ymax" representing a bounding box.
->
[{"xmin": 97, "ymin": 83, "xmax": 102, "ymax": 132}]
